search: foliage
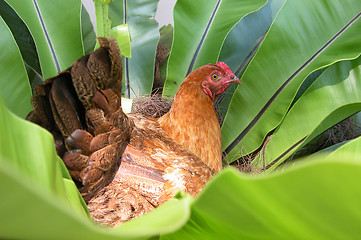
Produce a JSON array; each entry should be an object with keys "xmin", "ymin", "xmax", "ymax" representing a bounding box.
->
[
  {"xmin": 220, "ymin": 0, "xmax": 361, "ymax": 169},
  {"xmin": 0, "ymin": 0, "xmax": 361, "ymax": 239}
]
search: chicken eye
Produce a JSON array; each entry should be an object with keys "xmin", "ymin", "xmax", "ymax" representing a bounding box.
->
[{"xmin": 211, "ymin": 73, "xmax": 219, "ymax": 81}]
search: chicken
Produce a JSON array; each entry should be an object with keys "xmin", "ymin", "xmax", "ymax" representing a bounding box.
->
[{"xmin": 27, "ymin": 37, "xmax": 241, "ymax": 226}]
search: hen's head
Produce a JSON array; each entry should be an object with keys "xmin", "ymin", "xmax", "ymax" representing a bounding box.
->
[{"xmin": 191, "ymin": 62, "xmax": 241, "ymax": 100}]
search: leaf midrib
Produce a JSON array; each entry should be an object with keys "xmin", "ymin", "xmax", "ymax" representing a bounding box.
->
[
  {"xmin": 223, "ymin": 11, "xmax": 361, "ymax": 156},
  {"xmin": 33, "ymin": 0, "xmax": 60, "ymax": 73},
  {"xmin": 186, "ymin": 0, "xmax": 221, "ymax": 76}
]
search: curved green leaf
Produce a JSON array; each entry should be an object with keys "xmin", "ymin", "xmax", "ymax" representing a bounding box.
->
[
  {"xmin": 259, "ymin": 57, "xmax": 361, "ymax": 171},
  {"xmin": 5, "ymin": 0, "xmax": 84, "ymax": 79},
  {"xmin": 163, "ymin": 0, "xmax": 267, "ymax": 96},
  {"xmin": 0, "ymin": 91, "xmax": 192, "ymax": 239},
  {"xmin": 0, "ymin": 0, "xmax": 41, "ymax": 74},
  {"xmin": 0, "ymin": 1, "xmax": 43, "ymax": 90},
  {"xmin": 125, "ymin": 0, "xmax": 160, "ymax": 98},
  {"xmin": 219, "ymin": 0, "xmax": 285, "ymax": 74},
  {"xmin": 157, "ymin": 24, "xmax": 174, "ymax": 88},
  {"xmin": 108, "ymin": 0, "xmax": 159, "ymax": 98},
  {"xmin": 0, "ymin": 93, "xmax": 84, "ymax": 210},
  {"xmin": 111, "ymin": 23, "xmax": 131, "ymax": 58},
  {"xmin": 81, "ymin": 4, "xmax": 96, "ymax": 55},
  {"xmin": 327, "ymin": 135, "xmax": 361, "ymax": 158},
  {"xmin": 216, "ymin": 0, "xmax": 285, "ymax": 123},
  {"xmin": 108, "ymin": 0, "xmax": 123, "ymax": 28},
  {"xmin": 114, "ymin": 194, "xmax": 192, "ymax": 237},
  {"xmin": 93, "ymin": 1, "xmax": 131, "ymax": 57},
  {"xmin": 164, "ymin": 156, "xmax": 361, "ymax": 239},
  {"xmin": 0, "ymin": 161, "xmax": 192, "ymax": 240},
  {"xmin": 159, "ymin": 24, "xmax": 173, "ymax": 51},
  {"xmin": 0, "ymin": 15, "xmax": 31, "ymax": 118},
  {"xmin": 292, "ymin": 68, "xmax": 326, "ymax": 104},
  {"xmin": 0, "ymin": 160, "xmax": 91, "ymax": 240},
  {"xmin": 222, "ymin": 0, "xmax": 361, "ymax": 159}
]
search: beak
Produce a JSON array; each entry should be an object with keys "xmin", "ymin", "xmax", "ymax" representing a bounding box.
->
[{"xmin": 227, "ymin": 75, "xmax": 241, "ymax": 85}]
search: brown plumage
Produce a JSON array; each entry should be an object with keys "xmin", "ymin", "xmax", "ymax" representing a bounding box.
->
[{"xmin": 27, "ymin": 38, "xmax": 241, "ymax": 226}]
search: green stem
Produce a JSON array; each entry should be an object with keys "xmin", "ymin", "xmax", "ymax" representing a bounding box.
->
[{"xmin": 94, "ymin": 0, "xmax": 112, "ymax": 38}]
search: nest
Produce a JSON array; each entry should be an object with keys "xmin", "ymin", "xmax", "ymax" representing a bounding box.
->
[{"xmin": 131, "ymin": 94, "xmax": 173, "ymax": 118}]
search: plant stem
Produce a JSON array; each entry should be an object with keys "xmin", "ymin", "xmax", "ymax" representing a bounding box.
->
[{"xmin": 94, "ymin": 0, "xmax": 112, "ymax": 38}]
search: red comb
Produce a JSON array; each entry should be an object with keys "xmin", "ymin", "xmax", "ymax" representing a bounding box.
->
[{"xmin": 216, "ymin": 62, "xmax": 234, "ymax": 76}]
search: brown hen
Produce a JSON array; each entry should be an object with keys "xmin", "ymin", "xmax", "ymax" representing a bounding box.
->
[{"xmin": 27, "ymin": 38, "xmax": 240, "ymax": 226}]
